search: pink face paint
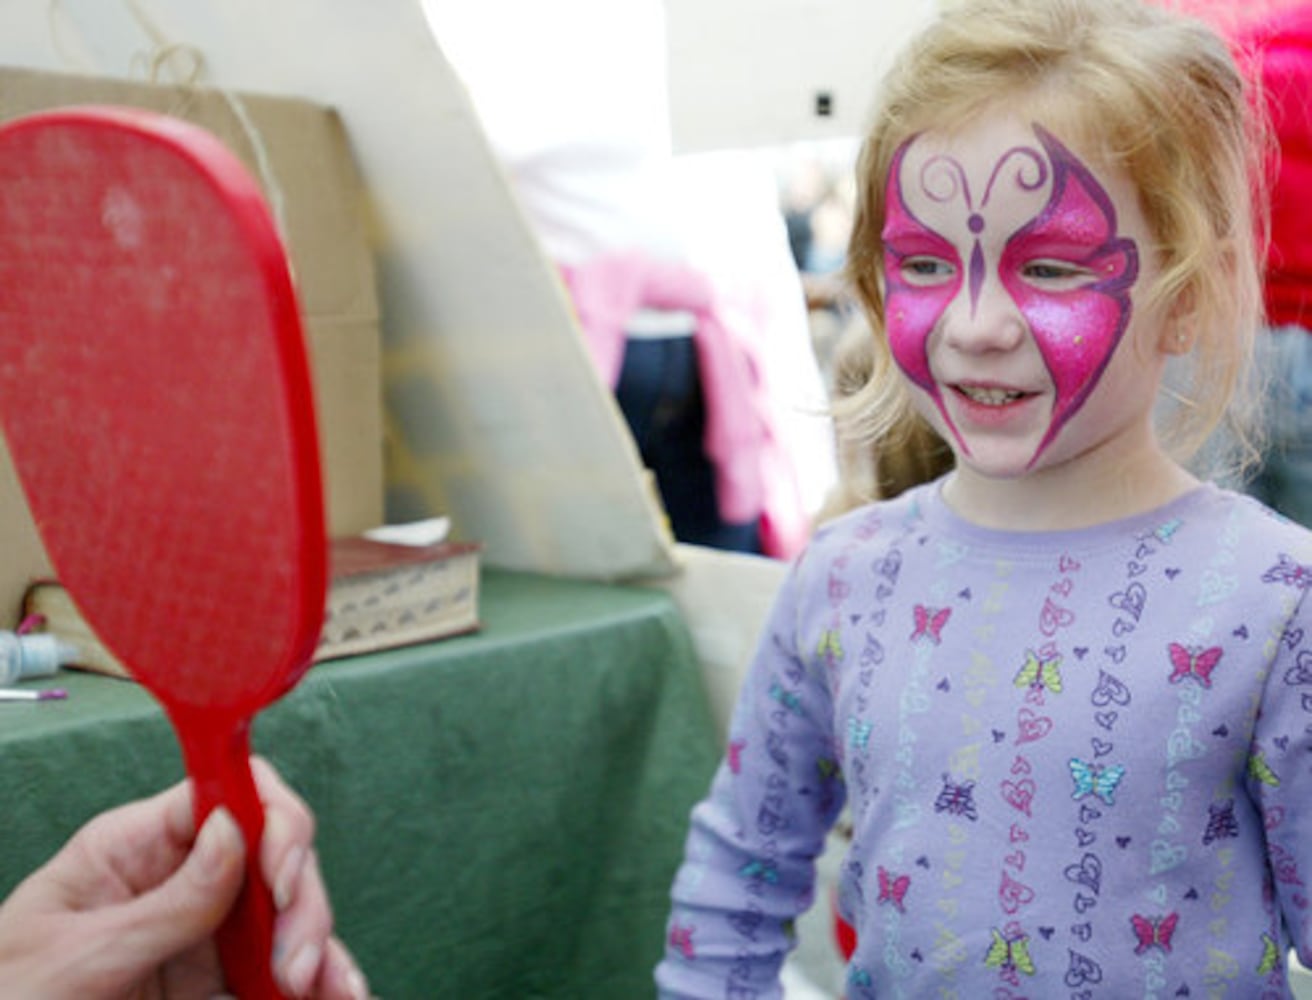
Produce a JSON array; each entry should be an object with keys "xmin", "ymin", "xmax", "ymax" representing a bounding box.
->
[
  {"xmin": 1001, "ymin": 125, "xmax": 1139, "ymax": 457},
  {"xmin": 882, "ymin": 138, "xmax": 960, "ymax": 420},
  {"xmin": 881, "ymin": 124, "xmax": 1139, "ymax": 464}
]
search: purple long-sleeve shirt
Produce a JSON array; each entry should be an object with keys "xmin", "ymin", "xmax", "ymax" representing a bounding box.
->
[{"xmin": 657, "ymin": 481, "xmax": 1312, "ymax": 998}]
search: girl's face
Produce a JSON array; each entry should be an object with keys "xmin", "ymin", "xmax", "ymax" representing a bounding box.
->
[{"xmin": 881, "ymin": 113, "xmax": 1168, "ymax": 481}]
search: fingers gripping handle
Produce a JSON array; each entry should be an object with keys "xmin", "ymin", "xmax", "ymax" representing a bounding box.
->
[{"xmin": 174, "ymin": 709, "xmax": 287, "ymax": 1000}]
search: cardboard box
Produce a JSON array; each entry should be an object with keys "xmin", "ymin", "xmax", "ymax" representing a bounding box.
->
[{"xmin": 0, "ymin": 67, "xmax": 384, "ymax": 623}]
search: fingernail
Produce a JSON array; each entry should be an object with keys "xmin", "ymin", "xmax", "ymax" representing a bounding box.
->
[
  {"xmin": 273, "ymin": 845, "xmax": 305, "ymax": 911},
  {"xmin": 283, "ymin": 941, "xmax": 322, "ymax": 997},
  {"xmin": 351, "ymin": 960, "xmax": 372, "ymax": 997},
  {"xmin": 345, "ymin": 966, "xmax": 369, "ymax": 1000},
  {"xmin": 195, "ymin": 808, "xmax": 239, "ymax": 884}
]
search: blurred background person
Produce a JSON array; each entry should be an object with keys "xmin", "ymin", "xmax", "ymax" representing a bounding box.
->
[
  {"xmin": 423, "ymin": 0, "xmax": 837, "ymax": 557},
  {"xmin": 1168, "ymin": 0, "xmax": 1312, "ymax": 526},
  {"xmin": 1231, "ymin": 0, "xmax": 1312, "ymax": 526}
]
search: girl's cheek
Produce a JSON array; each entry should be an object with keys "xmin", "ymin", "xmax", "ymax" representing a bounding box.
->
[
  {"xmin": 887, "ymin": 295, "xmax": 939, "ymax": 382},
  {"xmin": 884, "ymin": 272, "xmax": 958, "ymax": 392}
]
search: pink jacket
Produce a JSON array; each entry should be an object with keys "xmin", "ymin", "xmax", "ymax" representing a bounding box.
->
[{"xmin": 560, "ymin": 251, "xmax": 807, "ymax": 559}]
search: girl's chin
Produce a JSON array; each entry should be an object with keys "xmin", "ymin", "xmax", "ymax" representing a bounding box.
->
[
  {"xmin": 939, "ymin": 428, "xmax": 1047, "ymax": 480},
  {"xmin": 933, "ymin": 397, "xmax": 1054, "ymax": 477},
  {"xmin": 954, "ymin": 456, "xmax": 1043, "ymax": 482}
]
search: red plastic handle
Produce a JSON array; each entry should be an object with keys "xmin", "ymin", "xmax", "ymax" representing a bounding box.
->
[{"xmin": 171, "ymin": 707, "xmax": 286, "ymax": 1000}]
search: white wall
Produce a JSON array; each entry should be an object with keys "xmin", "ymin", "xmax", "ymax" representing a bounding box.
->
[
  {"xmin": 664, "ymin": 0, "xmax": 937, "ymax": 152},
  {"xmin": 429, "ymin": 0, "xmax": 937, "ymax": 153}
]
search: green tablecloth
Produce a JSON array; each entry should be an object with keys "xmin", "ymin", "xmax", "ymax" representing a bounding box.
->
[{"xmin": 1, "ymin": 570, "xmax": 721, "ymax": 998}]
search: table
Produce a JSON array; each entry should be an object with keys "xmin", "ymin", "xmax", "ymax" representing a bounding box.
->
[{"xmin": 1, "ymin": 570, "xmax": 722, "ymax": 998}]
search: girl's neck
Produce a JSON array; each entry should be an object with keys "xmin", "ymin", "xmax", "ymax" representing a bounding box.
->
[{"xmin": 939, "ymin": 436, "xmax": 1200, "ymax": 532}]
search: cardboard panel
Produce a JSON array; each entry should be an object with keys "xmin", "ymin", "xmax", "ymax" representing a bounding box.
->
[{"xmin": 0, "ymin": 66, "xmax": 385, "ymax": 622}]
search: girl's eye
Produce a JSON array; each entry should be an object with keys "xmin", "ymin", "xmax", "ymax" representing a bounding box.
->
[
  {"xmin": 1021, "ymin": 260, "xmax": 1093, "ymax": 287},
  {"xmin": 900, "ymin": 256, "xmax": 956, "ymax": 285}
]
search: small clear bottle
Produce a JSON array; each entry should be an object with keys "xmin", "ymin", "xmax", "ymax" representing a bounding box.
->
[{"xmin": 0, "ymin": 631, "xmax": 80, "ymax": 686}]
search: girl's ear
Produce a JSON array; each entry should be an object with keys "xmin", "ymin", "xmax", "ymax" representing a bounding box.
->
[
  {"xmin": 1159, "ymin": 289, "xmax": 1196, "ymax": 355},
  {"xmin": 1159, "ymin": 322, "xmax": 1196, "ymax": 356},
  {"xmin": 1159, "ymin": 272, "xmax": 1204, "ymax": 356},
  {"xmin": 1160, "ymin": 239, "xmax": 1238, "ymax": 356}
]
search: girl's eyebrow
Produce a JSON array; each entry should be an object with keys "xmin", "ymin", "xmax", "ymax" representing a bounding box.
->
[
  {"xmin": 881, "ymin": 218, "xmax": 955, "ymax": 246},
  {"xmin": 882, "ymin": 218, "xmax": 922, "ymax": 240},
  {"xmin": 1013, "ymin": 213, "xmax": 1109, "ymax": 245}
]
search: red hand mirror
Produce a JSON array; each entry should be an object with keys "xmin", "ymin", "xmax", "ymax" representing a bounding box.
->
[{"xmin": 0, "ymin": 106, "xmax": 327, "ymax": 999}]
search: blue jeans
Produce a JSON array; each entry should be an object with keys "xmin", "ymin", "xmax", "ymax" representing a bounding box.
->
[{"xmin": 1237, "ymin": 326, "xmax": 1312, "ymax": 528}]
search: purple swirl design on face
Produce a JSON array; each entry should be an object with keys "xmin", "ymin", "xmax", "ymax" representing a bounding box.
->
[
  {"xmin": 920, "ymin": 148, "xmax": 1048, "ymax": 315},
  {"xmin": 881, "ymin": 123, "xmax": 1139, "ymax": 464}
]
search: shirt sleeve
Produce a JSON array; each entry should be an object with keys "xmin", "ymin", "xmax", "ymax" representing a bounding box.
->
[
  {"xmin": 1249, "ymin": 583, "xmax": 1312, "ymax": 964},
  {"xmin": 655, "ymin": 557, "xmax": 846, "ymax": 999}
]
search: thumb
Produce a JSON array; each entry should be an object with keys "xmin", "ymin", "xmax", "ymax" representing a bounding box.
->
[{"xmin": 113, "ymin": 806, "xmax": 247, "ymax": 966}]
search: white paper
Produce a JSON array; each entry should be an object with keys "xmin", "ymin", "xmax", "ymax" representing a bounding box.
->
[{"xmin": 362, "ymin": 517, "xmax": 451, "ymax": 547}]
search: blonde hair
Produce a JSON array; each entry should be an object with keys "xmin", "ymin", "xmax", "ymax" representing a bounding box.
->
[{"xmin": 840, "ymin": 0, "xmax": 1268, "ymax": 473}]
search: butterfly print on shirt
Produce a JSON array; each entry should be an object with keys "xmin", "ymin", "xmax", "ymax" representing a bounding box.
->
[{"xmin": 1167, "ymin": 643, "xmax": 1223, "ymax": 688}]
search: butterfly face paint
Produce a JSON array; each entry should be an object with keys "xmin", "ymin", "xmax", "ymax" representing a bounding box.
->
[{"xmin": 882, "ymin": 122, "xmax": 1139, "ymax": 464}]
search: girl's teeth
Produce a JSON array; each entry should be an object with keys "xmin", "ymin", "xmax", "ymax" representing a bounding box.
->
[{"xmin": 961, "ymin": 386, "xmax": 1024, "ymax": 406}]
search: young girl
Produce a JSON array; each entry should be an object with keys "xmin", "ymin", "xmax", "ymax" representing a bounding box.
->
[{"xmin": 655, "ymin": 0, "xmax": 1312, "ymax": 996}]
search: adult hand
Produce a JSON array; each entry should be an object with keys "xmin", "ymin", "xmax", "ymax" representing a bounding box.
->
[{"xmin": 0, "ymin": 756, "xmax": 368, "ymax": 999}]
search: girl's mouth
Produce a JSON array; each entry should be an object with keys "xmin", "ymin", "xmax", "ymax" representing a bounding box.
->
[{"xmin": 954, "ymin": 384, "xmax": 1032, "ymax": 406}]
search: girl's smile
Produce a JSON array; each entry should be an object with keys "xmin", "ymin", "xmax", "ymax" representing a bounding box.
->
[{"xmin": 949, "ymin": 381, "xmax": 1043, "ymax": 422}]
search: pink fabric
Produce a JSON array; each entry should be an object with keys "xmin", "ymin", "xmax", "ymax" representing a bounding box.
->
[
  {"xmin": 559, "ymin": 251, "xmax": 807, "ymax": 558},
  {"xmin": 1177, "ymin": 0, "xmax": 1312, "ymax": 328},
  {"xmin": 1234, "ymin": 3, "xmax": 1312, "ymax": 328}
]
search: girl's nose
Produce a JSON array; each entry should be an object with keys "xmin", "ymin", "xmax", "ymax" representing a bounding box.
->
[{"xmin": 939, "ymin": 269, "xmax": 1026, "ymax": 354}]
